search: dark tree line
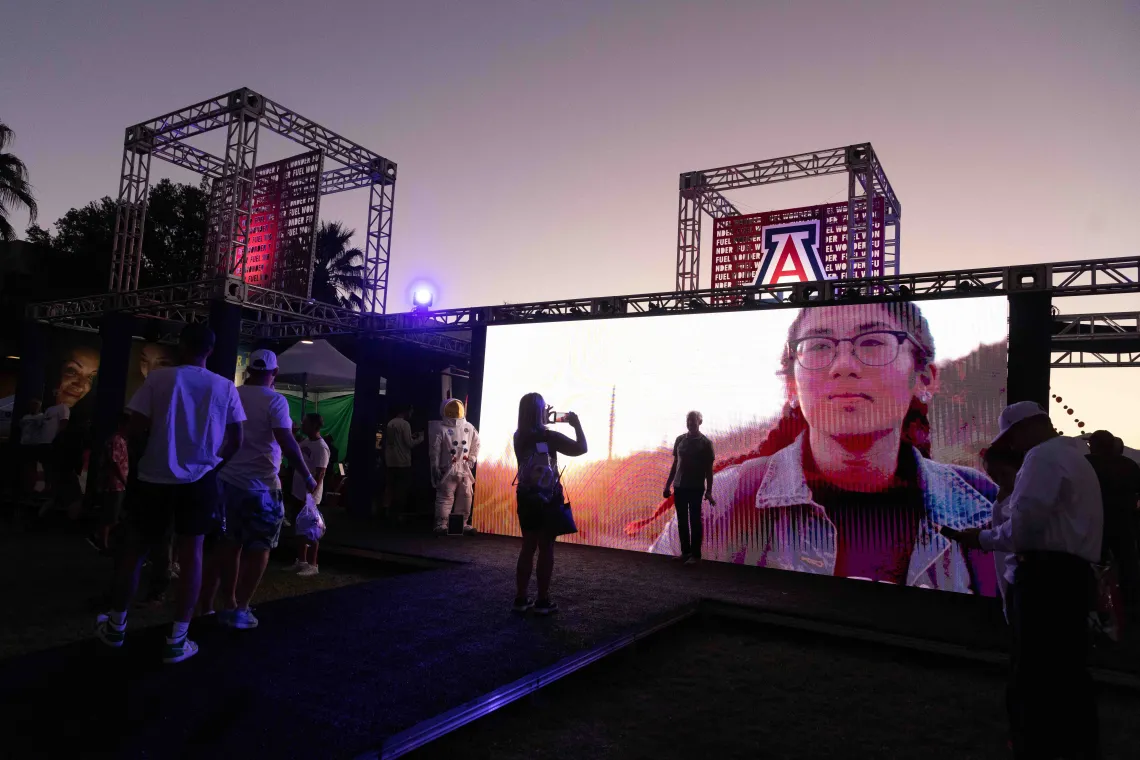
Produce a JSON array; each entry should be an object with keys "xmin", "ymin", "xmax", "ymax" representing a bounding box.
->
[
  {"xmin": 15, "ymin": 178, "xmax": 365, "ymax": 307},
  {"xmin": 23, "ymin": 179, "xmax": 208, "ymax": 299}
]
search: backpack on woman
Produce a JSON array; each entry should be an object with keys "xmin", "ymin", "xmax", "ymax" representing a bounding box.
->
[{"xmin": 514, "ymin": 432, "xmax": 577, "ymax": 536}]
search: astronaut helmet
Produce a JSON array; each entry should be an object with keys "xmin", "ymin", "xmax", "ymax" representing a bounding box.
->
[{"xmin": 441, "ymin": 398, "xmax": 465, "ymax": 423}]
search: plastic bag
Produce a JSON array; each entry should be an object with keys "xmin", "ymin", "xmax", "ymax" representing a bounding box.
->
[
  {"xmin": 295, "ymin": 494, "xmax": 326, "ymax": 542},
  {"xmin": 1089, "ymin": 560, "xmax": 1123, "ymax": 643}
]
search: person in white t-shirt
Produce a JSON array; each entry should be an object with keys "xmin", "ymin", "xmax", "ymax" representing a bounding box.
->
[
  {"xmin": 205, "ymin": 349, "xmax": 318, "ymax": 629},
  {"xmin": 20, "ymin": 399, "xmax": 69, "ymax": 509},
  {"xmin": 38, "ymin": 401, "xmax": 70, "ymax": 444},
  {"xmin": 95, "ymin": 324, "xmax": 246, "ymax": 664},
  {"xmin": 18, "ymin": 399, "xmax": 46, "ymax": 500},
  {"xmin": 289, "ymin": 413, "xmax": 330, "ymax": 577}
]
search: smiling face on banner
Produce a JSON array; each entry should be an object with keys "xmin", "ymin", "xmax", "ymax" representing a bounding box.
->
[
  {"xmin": 138, "ymin": 343, "xmax": 175, "ymax": 380},
  {"xmin": 54, "ymin": 346, "xmax": 100, "ymax": 408}
]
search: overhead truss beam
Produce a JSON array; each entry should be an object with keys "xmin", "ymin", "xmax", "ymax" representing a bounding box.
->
[
  {"xmin": 30, "ymin": 257, "xmax": 1140, "ymax": 363},
  {"xmin": 1051, "ymin": 351, "xmax": 1140, "ymax": 368}
]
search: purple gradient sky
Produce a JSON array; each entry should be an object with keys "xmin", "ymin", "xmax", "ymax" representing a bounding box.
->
[{"xmin": 2, "ymin": 0, "xmax": 1139, "ymax": 440}]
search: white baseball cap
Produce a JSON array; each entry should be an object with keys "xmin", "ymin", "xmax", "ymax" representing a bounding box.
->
[
  {"xmin": 249, "ymin": 349, "xmax": 278, "ymax": 372},
  {"xmin": 991, "ymin": 400, "xmax": 1048, "ymax": 447}
]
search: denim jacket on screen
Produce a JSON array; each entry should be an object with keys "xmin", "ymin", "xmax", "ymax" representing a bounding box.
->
[{"xmin": 650, "ymin": 433, "xmax": 998, "ymax": 593}]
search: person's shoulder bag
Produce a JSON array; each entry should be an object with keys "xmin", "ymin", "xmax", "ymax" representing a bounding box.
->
[{"xmin": 514, "ymin": 430, "xmax": 578, "ymax": 537}]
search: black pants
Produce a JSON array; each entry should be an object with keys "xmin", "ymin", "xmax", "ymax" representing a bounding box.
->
[
  {"xmin": 673, "ymin": 487, "xmax": 704, "ymax": 559},
  {"xmin": 386, "ymin": 466, "xmax": 413, "ymax": 517},
  {"xmin": 1008, "ymin": 552, "xmax": 1098, "ymax": 760}
]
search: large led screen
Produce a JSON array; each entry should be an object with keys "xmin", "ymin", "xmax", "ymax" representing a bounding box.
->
[{"xmin": 474, "ymin": 297, "xmax": 1009, "ymax": 595}]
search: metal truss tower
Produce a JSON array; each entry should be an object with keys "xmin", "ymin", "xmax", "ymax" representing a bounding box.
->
[
  {"xmin": 107, "ymin": 88, "xmax": 398, "ymax": 313},
  {"xmin": 675, "ymin": 143, "xmax": 902, "ymax": 291}
]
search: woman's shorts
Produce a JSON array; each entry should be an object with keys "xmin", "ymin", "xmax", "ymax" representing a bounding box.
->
[{"xmin": 517, "ymin": 494, "xmax": 556, "ymax": 534}]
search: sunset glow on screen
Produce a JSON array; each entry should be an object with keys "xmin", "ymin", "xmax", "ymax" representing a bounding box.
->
[{"xmin": 475, "ymin": 297, "xmax": 1009, "ymax": 595}]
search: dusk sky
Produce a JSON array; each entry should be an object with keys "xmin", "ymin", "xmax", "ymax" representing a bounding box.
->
[{"xmin": 2, "ymin": 1, "xmax": 1138, "ymax": 441}]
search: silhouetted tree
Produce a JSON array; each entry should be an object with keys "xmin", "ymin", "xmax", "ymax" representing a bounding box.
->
[
  {"xmin": 23, "ymin": 178, "xmax": 209, "ymax": 297},
  {"xmin": 310, "ymin": 221, "xmax": 365, "ymax": 310},
  {"xmin": 0, "ymin": 121, "xmax": 37, "ymax": 242}
]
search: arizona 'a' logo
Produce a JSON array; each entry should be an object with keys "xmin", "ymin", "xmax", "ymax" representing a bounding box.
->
[{"xmin": 750, "ymin": 221, "xmax": 831, "ymax": 286}]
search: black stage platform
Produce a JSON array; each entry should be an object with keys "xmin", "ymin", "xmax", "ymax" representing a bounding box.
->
[{"xmin": 2, "ymin": 513, "xmax": 1137, "ymax": 759}]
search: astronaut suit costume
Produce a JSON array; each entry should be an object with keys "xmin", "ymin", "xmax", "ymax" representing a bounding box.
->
[{"xmin": 431, "ymin": 399, "xmax": 480, "ymax": 535}]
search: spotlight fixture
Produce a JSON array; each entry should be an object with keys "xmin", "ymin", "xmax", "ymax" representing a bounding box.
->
[
  {"xmin": 412, "ymin": 288, "xmax": 434, "ymax": 309},
  {"xmin": 301, "ymin": 339, "xmax": 314, "ymax": 345}
]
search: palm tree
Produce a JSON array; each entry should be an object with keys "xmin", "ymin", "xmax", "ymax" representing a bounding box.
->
[
  {"xmin": 0, "ymin": 121, "xmax": 38, "ymax": 242},
  {"xmin": 310, "ymin": 221, "xmax": 366, "ymax": 310}
]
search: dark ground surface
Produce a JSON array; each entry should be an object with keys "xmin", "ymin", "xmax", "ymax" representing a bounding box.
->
[
  {"xmin": 2, "ymin": 509, "xmax": 1138, "ymax": 759},
  {"xmin": 409, "ymin": 616, "xmax": 1140, "ymax": 760},
  {"xmin": 0, "ymin": 520, "xmax": 418, "ymax": 660}
]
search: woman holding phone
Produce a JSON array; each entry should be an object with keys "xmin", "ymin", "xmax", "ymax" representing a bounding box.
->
[{"xmin": 512, "ymin": 392, "xmax": 587, "ymax": 615}]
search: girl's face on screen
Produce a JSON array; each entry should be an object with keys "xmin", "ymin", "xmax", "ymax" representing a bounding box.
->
[
  {"xmin": 788, "ymin": 304, "xmax": 921, "ymax": 439},
  {"xmin": 56, "ymin": 347, "xmax": 100, "ymax": 408}
]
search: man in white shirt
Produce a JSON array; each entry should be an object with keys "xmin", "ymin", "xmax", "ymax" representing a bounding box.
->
[
  {"xmin": 17, "ymin": 399, "xmax": 46, "ymax": 500},
  {"xmin": 290, "ymin": 413, "xmax": 330, "ymax": 576},
  {"xmin": 214, "ymin": 350, "xmax": 317, "ymax": 629},
  {"xmin": 20, "ymin": 398, "xmax": 69, "ymax": 509},
  {"xmin": 38, "ymin": 400, "xmax": 70, "ymax": 444},
  {"xmin": 384, "ymin": 404, "xmax": 423, "ymax": 521},
  {"xmin": 95, "ymin": 324, "xmax": 246, "ymax": 664},
  {"xmin": 944, "ymin": 401, "xmax": 1103, "ymax": 759}
]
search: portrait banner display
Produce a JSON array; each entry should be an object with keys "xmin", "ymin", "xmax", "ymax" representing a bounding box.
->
[
  {"xmin": 33, "ymin": 330, "xmax": 183, "ymax": 432},
  {"xmin": 24, "ymin": 331, "xmax": 260, "ymax": 502},
  {"xmin": 474, "ymin": 297, "xmax": 1009, "ymax": 596}
]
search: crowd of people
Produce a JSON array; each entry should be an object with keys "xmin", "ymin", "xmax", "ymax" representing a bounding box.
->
[{"xmin": 81, "ymin": 329, "xmax": 329, "ymax": 663}]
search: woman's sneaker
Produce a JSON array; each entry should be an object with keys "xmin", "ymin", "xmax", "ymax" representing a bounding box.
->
[
  {"xmin": 285, "ymin": 560, "xmax": 308, "ymax": 573},
  {"xmin": 220, "ymin": 608, "xmax": 259, "ymax": 629},
  {"xmin": 512, "ymin": 597, "xmax": 534, "ymax": 613},
  {"xmin": 533, "ymin": 599, "xmax": 558, "ymax": 616},
  {"xmin": 162, "ymin": 635, "xmax": 198, "ymax": 664},
  {"xmin": 297, "ymin": 564, "xmax": 320, "ymax": 577},
  {"xmin": 94, "ymin": 614, "xmax": 126, "ymax": 648}
]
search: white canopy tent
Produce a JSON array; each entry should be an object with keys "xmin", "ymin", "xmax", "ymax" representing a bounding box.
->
[
  {"xmin": 271, "ymin": 339, "xmax": 384, "ymax": 412},
  {"xmin": 276, "ymin": 339, "xmax": 358, "ymax": 393}
]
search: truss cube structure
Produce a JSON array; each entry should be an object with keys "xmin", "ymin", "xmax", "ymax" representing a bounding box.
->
[
  {"xmin": 676, "ymin": 143, "xmax": 901, "ymax": 292},
  {"xmin": 108, "ymin": 88, "xmax": 397, "ymax": 313}
]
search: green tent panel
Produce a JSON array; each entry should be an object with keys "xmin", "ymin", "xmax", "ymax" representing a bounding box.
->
[{"xmin": 285, "ymin": 393, "xmax": 353, "ymax": 466}]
